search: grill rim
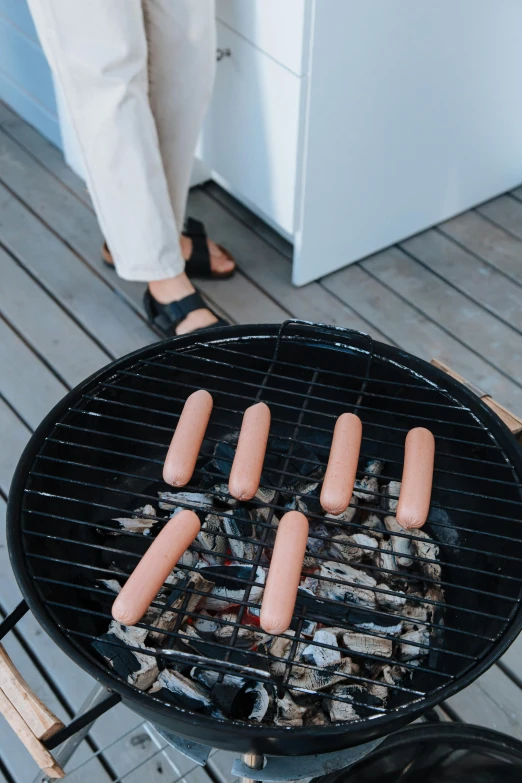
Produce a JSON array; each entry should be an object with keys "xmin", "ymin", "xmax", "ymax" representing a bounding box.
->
[{"xmin": 7, "ymin": 322, "xmax": 522, "ymax": 755}]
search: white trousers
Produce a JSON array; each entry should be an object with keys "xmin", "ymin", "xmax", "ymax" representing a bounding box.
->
[{"xmin": 28, "ymin": 0, "xmax": 216, "ymax": 281}]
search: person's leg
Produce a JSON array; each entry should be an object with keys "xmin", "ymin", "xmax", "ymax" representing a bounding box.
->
[
  {"xmin": 27, "ymin": 0, "xmax": 218, "ymax": 333},
  {"xmin": 144, "ymin": 0, "xmax": 234, "ymax": 276}
]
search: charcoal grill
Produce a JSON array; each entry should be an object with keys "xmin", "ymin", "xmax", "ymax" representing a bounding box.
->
[{"xmin": 5, "ymin": 320, "xmax": 522, "ymax": 765}]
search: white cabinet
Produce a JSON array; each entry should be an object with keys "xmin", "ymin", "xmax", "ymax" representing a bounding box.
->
[
  {"xmin": 201, "ymin": 0, "xmax": 522, "ymax": 286},
  {"xmin": 200, "ymin": 22, "xmax": 302, "ymax": 236}
]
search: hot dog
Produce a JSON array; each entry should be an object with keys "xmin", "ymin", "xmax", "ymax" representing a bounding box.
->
[
  {"xmin": 396, "ymin": 427, "xmax": 435, "ymax": 530},
  {"xmin": 229, "ymin": 402, "xmax": 271, "ymax": 500},
  {"xmin": 260, "ymin": 511, "xmax": 309, "ymax": 635},
  {"xmin": 320, "ymin": 413, "xmax": 362, "ymax": 515},
  {"xmin": 163, "ymin": 390, "xmax": 213, "ymax": 487},
  {"xmin": 112, "ymin": 509, "xmax": 200, "ymax": 625}
]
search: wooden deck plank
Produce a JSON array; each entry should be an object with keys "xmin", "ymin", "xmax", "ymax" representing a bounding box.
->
[
  {"xmin": 0, "ymin": 101, "xmax": 91, "ymax": 207},
  {"xmin": 0, "ymin": 316, "xmax": 66, "ymax": 428},
  {"xmin": 190, "ymin": 189, "xmax": 392, "ymax": 340},
  {"xmin": 400, "ymin": 229, "xmax": 522, "ymax": 334},
  {"xmin": 0, "ymin": 124, "xmax": 268, "ymax": 326},
  {"xmin": 476, "ymin": 194, "xmax": 522, "ymax": 243},
  {"xmin": 439, "ymin": 209, "xmax": 522, "ymax": 287},
  {"xmin": 0, "ymin": 183, "xmax": 158, "ymax": 358},
  {"xmin": 321, "ymin": 260, "xmax": 522, "ymax": 412},
  {"xmin": 498, "ymin": 633, "xmax": 522, "ymax": 685},
  {"xmin": 446, "ymin": 665, "xmax": 522, "ymax": 741},
  {"xmin": 0, "ymin": 398, "xmax": 30, "ymax": 494},
  {"xmin": 359, "ymin": 246, "xmax": 522, "ymax": 392},
  {"xmin": 0, "ymin": 246, "xmax": 108, "ymax": 387},
  {"xmin": 204, "ymin": 180, "xmax": 293, "ymax": 259}
]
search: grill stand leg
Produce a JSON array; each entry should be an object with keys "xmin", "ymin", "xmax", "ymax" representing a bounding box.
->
[
  {"xmin": 238, "ymin": 753, "xmax": 265, "ymax": 783},
  {"xmin": 31, "ymin": 684, "xmax": 110, "ymax": 783}
]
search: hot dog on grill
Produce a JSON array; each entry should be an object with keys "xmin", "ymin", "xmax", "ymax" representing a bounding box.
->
[
  {"xmin": 229, "ymin": 402, "xmax": 271, "ymax": 500},
  {"xmin": 260, "ymin": 510, "xmax": 309, "ymax": 635},
  {"xmin": 396, "ymin": 427, "xmax": 435, "ymax": 530},
  {"xmin": 163, "ymin": 389, "xmax": 213, "ymax": 487},
  {"xmin": 320, "ymin": 412, "xmax": 362, "ymax": 515},
  {"xmin": 112, "ymin": 509, "xmax": 200, "ymax": 625}
]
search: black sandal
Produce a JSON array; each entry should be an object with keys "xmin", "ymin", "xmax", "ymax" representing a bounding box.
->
[
  {"xmin": 182, "ymin": 218, "xmax": 236, "ymax": 279},
  {"xmin": 102, "ymin": 218, "xmax": 236, "ymax": 280},
  {"xmin": 143, "ymin": 288, "xmax": 229, "ymax": 337}
]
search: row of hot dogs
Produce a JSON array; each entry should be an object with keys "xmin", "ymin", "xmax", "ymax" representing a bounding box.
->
[{"xmin": 112, "ymin": 390, "xmax": 435, "ymax": 637}]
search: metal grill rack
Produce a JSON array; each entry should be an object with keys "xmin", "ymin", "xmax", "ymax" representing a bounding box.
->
[{"xmin": 8, "ymin": 320, "xmax": 522, "ymax": 748}]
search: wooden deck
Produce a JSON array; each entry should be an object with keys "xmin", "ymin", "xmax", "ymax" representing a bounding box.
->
[{"xmin": 1, "ymin": 100, "xmax": 522, "ymax": 781}]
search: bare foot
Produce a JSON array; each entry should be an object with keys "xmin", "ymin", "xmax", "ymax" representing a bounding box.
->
[
  {"xmin": 148, "ymin": 273, "xmax": 218, "ymax": 335},
  {"xmin": 180, "ymin": 234, "xmax": 235, "ymax": 276}
]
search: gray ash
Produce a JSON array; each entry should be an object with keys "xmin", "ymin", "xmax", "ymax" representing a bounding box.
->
[{"xmin": 92, "ymin": 438, "xmax": 444, "ymax": 726}]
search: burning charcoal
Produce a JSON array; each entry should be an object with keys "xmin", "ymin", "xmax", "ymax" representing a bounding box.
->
[
  {"xmin": 93, "ymin": 621, "xmax": 158, "ymax": 690},
  {"xmin": 317, "ymin": 561, "xmax": 377, "ymax": 609},
  {"xmin": 222, "ymin": 508, "xmax": 256, "ymax": 561},
  {"xmin": 290, "ymin": 616, "xmax": 318, "ymax": 638},
  {"xmin": 353, "ymin": 474, "xmax": 379, "ymax": 501},
  {"xmin": 301, "ymin": 576, "xmax": 319, "ymax": 594},
  {"xmin": 112, "ymin": 503, "xmax": 157, "ymax": 535},
  {"xmin": 341, "ymin": 631, "xmax": 393, "ymax": 658},
  {"xmin": 331, "ymin": 684, "xmax": 384, "ymax": 717},
  {"xmin": 399, "ymin": 628, "xmax": 430, "ymax": 660},
  {"xmin": 180, "ymin": 625, "xmax": 269, "ymax": 672},
  {"xmin": 384, "ymin": 481, "xmax": 401, "ymax": 513},
  {"xmin": 255, "ymin": 486, "xmax": 277, "ymax": 505},
  {"xmin": 362, "ymin": 513, "xmax": 385, "ymax": 539},
  {"xmin": 403, "ymin": 594, "xmax": 429, "ymax": 630},
  {"xmin": 305, "ymin": 708, "xmax": 330, "ymax": 726},
  {"xmin": 146, "ymin": 572, "xmax": 215, "ymax": 644},
  {"xmin": 214, "ymin": 612, "xmax": 262, "ymax": 646},
  {"xmin": 368, "ymin": 682, "xmax": 388, "ymax": 703},
  {"xmin": 324, "ymin": 694, "xmax": 359, "ymax": 722},
  {"xmin": 242, "ymin": 683, "xmax": 270, "ymax": 722},
  {"xmin": 412, "ymin": 531, "xmax": 441, "ymax": 581},
  {"xmin": 211, "ymin": 483, "xmax": 239, "ymax": 507},
  {"xmin": 303, "ymin": 630, "xmax": 341, "ymax": 668},
  {"xmin": 306, "ymin": 521, "xmax": 330, "ymax": 555},
  {"xmin": 287, "ymin": 481, "xmax": 322, "ymax": 517},
  {"xmin": 178, "ymin": 548, "xmax": 199, "ymax": 568},
  {"xmin": 375, "ymin": 584, "xmax": 407, "ymax": 610},
  {"xmin": 355, "ymin": 615, "xmax": 403, "ymax": 636},
  {"xmin": 98, "ymin": 578, "xmax": 121, "ymax": 593},
  {"xmin": 158, "ymin": 491, "xmax": 213, "ymax": 514},
  {"xmin": 327, "ymin": 496, "xmax": 358, "ymax": 524},
  {"xmin": 376, "ymin": 540, "xmax": 398, "ymax": 574},
  {"xmin": 384, "ymin": 516, "xmax": 413, "ymax": 567},
  {"xmin": 198, "ymin": 565, "xmax": 265, "ymax": 611},
  {"xmin": 329, "ymin": 533, "xmax": 378, "ymax": 562},
  {"xmin": 382, "ymin": 664, "xmax": 407, "ymax": 683},
  {"xmin": 191, "ymin": 667, "xmax": 244, "ymax": 690},
  {"xmin": 193, "ymin": 611, "xmax": 220, "ymax": 638},
  {"xmin": 275, "ymin": 691, "xmax": 307, "ymax": 726},
  {"xmin": 195, "ymin": 513, "xmax": 227, "ymax": 564},
  {"xmin": 288, "ymin": 657, "xmax": 353, "ymax": 691},
  {"xmin": 364, "ymin": 459, "xmax": 384, "ymax": 477},
  {"xmin": 149, "ymin": 669, "xmax": 212, "ymax": 710},
  {"xmin": 269, "ymin": 632, "xmax": 307, "ymax": 678}
]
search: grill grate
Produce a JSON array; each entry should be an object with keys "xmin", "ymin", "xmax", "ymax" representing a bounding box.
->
[{"xmin": 15, "ymin": 321, "xmax": 522, "ymax": 730}]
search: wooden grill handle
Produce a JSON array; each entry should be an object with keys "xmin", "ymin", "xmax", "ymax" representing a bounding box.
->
[
  {"xmin": 0, "ymin": 643, "xmax": 65, "ymax": 778},
  {"xmin": 431, "ymin": 359, "xmax": 522, "ymax": 438}
]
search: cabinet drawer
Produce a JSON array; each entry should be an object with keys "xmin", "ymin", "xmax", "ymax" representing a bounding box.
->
[
  {"xmin": 216, "ymin": 0, "xmax": 308, "ymax": 75},
  {"xmin": 201, "ymin": 22, "xmax": 302, "ymax": 236}
]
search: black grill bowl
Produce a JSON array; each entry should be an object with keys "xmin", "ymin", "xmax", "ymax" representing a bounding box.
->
[{"xmin": 7, "ymin": 322, "xmax": 522, "ymax": 756}]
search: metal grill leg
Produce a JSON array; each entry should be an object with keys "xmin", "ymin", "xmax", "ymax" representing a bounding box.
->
[
  {"xmin": 238, "ymin": 753, "xmax": 265, "ymax": 783},
  {"xmin": 32, "ymin": 684, "xmax": 109, "ymax": 783}
]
